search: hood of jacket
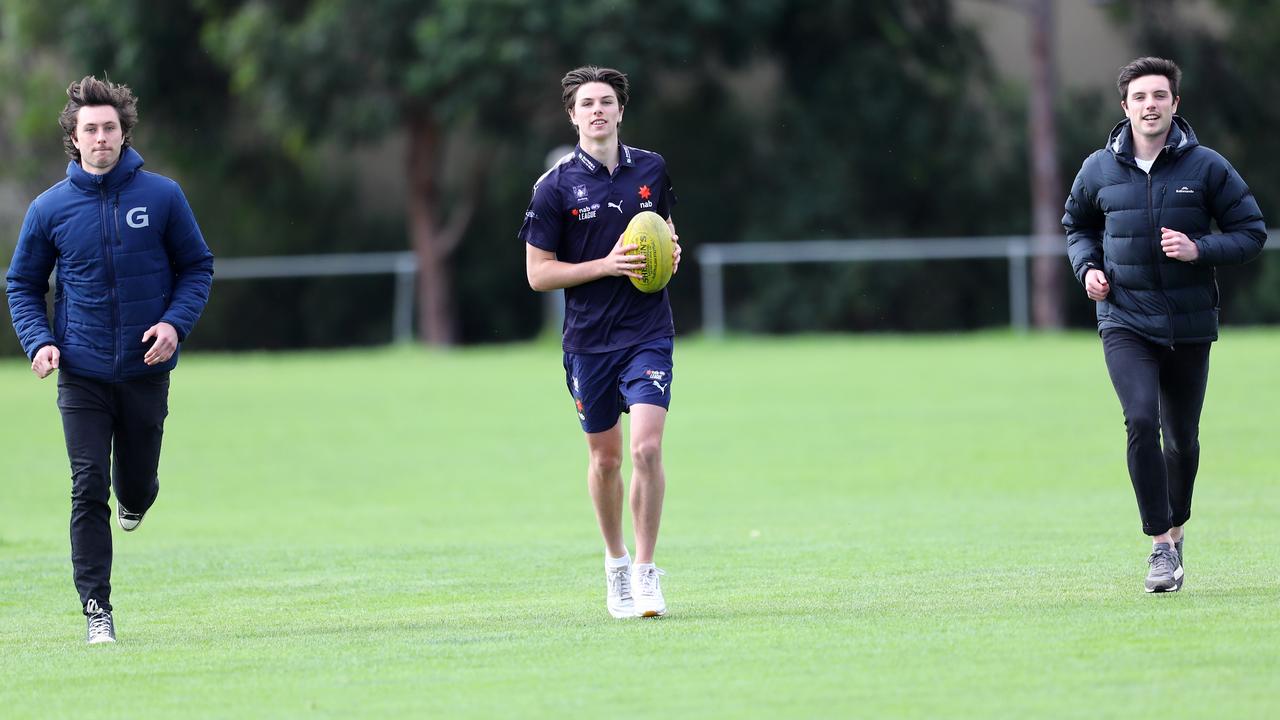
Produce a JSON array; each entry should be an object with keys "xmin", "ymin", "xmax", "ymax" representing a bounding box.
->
[{"xmin": 1105, "ymin": 115, "xmax": 1198, "ymax": 163}]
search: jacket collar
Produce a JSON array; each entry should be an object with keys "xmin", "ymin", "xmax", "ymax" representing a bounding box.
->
[
  {"xmin": 1107, "ymin": 115, "xmax": 1197, "ymax": 161},
  {"xmin": 573, "ymin": 143, "xmax": 635, "ymax": 175},
  {"xmin": 66, "ymin": 146, "xmax": 145, "ymax": 193}
]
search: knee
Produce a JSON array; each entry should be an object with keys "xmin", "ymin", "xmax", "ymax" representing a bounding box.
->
[
  {"xmin": 630, "ymin": 439, "xmax": 663, "ymax": 472},
  {"xmin": 1124, "ymin": 411, "xmax": 1160, "ymax": 440},
  {"xmin": 1164, "ymin": 427, "xmax": 1199, "ymax": 455},
  {"xmin": 69, "ymin": 474, "xmax": 109, "ymax": 505},
  {"xmin": 589, "ymin": 450, "xmax": 623, "ymax": 477}
]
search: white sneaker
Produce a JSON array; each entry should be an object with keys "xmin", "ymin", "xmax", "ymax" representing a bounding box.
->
[
  {"xmin": 118, "ymin": 503, "xmax": 145, "ymax": 532},
  {"xmin": 85, "ymin": 599, "xmax": 116, "ymax": 644},
  {"xmin": 605, "ymin": 565, "xmax": 634, "ymax": 619},
  {"xmin": 633, "ymin": 565, "xmax": 666, "ymax": 617}
]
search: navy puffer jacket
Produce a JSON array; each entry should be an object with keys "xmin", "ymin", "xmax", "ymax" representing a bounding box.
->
[
  {"xmin": 1063, "ymin": 116, "xmax": 1266, "ymax": 345},
  {"xmin": 6, "ymin": 148, "xmax": 214, "ymax": 380}
]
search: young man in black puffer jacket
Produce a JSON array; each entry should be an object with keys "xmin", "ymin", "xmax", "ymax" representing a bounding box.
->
[{"xmin": 1063, "ymin": 57, "xmax": 1266, "ymax": 593}]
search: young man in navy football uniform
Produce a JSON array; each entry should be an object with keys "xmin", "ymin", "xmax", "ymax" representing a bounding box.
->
[
  {"xmin": 6, "ymin": 76, "xmax": 214, "ymax": 642},
  {"xmin": 1063, "ymin": 57, "xmax": 1266, "ymax": 593},
  {"xmin": 521, "ymin": 66, "xmax": 682, "ymax": 618}
]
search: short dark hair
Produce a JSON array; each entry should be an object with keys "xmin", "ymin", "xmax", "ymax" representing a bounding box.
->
[
  {"xmin": 561, "ymin": 66, "xmax": 629, "ymax": 112},
  {"xmin": 59, "ymin": 75, "xmax": 139, "ymax": 162},
  {"xmin": 1117, "ymin": 57, "xmax": 1181, "ymax": 99}
]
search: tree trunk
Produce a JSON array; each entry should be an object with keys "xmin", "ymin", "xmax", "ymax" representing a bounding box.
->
[
  {"xmin": 406, "ymin": 115, "xmax": 456, "ymax": 345},
  {"xmin": 1028, "ymin": 0, "xmax": 1064, "ymax": 329}
]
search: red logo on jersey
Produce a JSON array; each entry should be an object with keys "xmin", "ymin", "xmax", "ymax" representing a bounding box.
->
[
  {"xmin": 571, "ymin": 208, "xmax": 579, "ymax": 216},
  {"xmin": 638, "ymin": 185, "xmax": 652, "ymax": 200}
]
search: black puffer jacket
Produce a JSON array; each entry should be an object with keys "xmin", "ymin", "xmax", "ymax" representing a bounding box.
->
[{"xmin": 1063, "ymin": 116, "xmax": 1266, "ymax": 344}]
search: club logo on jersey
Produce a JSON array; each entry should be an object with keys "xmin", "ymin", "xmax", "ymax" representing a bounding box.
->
[{"xmin": 573, "ymin": 184, "xmax": 589, "ymax": 201}]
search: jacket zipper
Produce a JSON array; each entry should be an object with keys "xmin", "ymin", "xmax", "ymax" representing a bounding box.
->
[
  {"xmin": 1145, "ymin": 163, "xmax": 1175, "ymax": 348},
  {"xmin": 100, "ymin": 185, "xmax": 123, "ymax": 379}
]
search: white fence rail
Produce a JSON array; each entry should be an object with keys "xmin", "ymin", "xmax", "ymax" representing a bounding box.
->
[
  {"xmin": 2, "ymin": 251, "xmax": 419, "ymax": 343},
  {"xmin": 6, "ymin": 233, "xmax": 1276, "ymax": 341},
  {"xmin": 696, "ymin": 233, "xmax": 1279, "ymax": 336}
]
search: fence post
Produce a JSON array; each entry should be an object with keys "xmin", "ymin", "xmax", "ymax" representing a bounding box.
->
[
  {"xmin": 699, "ymin": 246, "xmax": 726, "ymax": 337},
  {"xmin": 1008, "ymin": 238, "xmax": 1030, "ymax": 333},
  {"xmin": 393, "ymin": 254, "xmax": 417, "ymax": 343}
]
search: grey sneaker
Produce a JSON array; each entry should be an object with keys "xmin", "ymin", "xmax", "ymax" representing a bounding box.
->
[
  {"xmin": 85, "ymin": 599, "xmax": 116, "ymax": 644},
  {"xmin": 1174, "ymin": 539, "xmax": 1184, "ymax": 591},
  {"xmin": 605, "ymin": 565, "xmax": 634, "ymax": 619},
  {"xmin": 1145, "ymin": 542, "xmax": 1183, "ymax": 593},
  {"xmin": 118, "ymin": 503, "xmax": 145, "ymax": 532}
]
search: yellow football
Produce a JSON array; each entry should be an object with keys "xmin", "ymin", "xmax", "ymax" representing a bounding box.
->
[{"xmin": 623, "ymin": 211, "xmax": 674, "ymax": 294}]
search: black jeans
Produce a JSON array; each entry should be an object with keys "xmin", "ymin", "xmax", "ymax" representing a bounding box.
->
[
  {"xmin": 57, "ymin": 370, "xmax": 170, "ymax": 612},
  {"xmin": 1101, "ymin": 328, "xmax": 1211, "ymax": 536}
]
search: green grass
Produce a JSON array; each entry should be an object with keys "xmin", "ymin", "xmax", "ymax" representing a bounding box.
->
[{"xmin": 2, "ymin": 331, "xmax": 1278, "ymax": 718}]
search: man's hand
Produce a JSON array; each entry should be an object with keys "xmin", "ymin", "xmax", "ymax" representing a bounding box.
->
[
  {"xmin": 31, "ymin": 345, "xmax": 59, "ymax": 379},
  {"xmin": 667, "ymin": 218, "xmax": 681, "ymax": 274},
  {"xmin": 1085, "ymin": 268, "xmax": 1110, "ymax": 302},
  {"xmin": 142, "ymin": 322, "xmax": 178, "ymax": 365},
  {"xmin": 1161, "ymin": 227, "xmax": 1200, "ymax": 262},
  {"xmin": 601, "ymin": 233, "xmax": 646, "ymax": 279}
]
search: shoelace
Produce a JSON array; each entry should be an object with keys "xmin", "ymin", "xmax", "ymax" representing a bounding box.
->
[
  {"xmin": 87, "ymin": 611, "xmax": 113, "ymax": 637},
  {"xmin": 607, "ymin": 567, "xmax": 632, "ymax": 600},
  {"xmin": 1147, "ymin": 548, "xmax": 1178, "ymax": 575},
  {"xmin": 635, "ymin": 567, "xmax": 665, "ymax": 596}
]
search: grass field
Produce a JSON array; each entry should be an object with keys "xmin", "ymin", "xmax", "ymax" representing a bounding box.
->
[{"xmin": 1, "ymin": 331, "xmax": 1278, "ymax": 718}]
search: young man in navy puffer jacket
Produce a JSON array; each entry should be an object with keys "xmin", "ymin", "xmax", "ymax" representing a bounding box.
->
[
  {"xmin": 6, "ymin": 76, "xmax": 213, "ymax": 643},
  {"xmin": 1063, "ymin": 57, "xmax": 1266, "ymax": 594}
]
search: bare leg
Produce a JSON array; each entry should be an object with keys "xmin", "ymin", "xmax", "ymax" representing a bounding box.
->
[
  {"xmin": 585, "ymin": 422, "xmax": 627, "ymax": 558},
  {"xmin": 629, "ymin": 404, "xmax": 667, "ymax": 564}
]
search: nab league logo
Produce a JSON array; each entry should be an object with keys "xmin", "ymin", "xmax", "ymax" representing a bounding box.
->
[{"xmin": 126, "ymin": 207, "xmax": 149, "ymax": 228}]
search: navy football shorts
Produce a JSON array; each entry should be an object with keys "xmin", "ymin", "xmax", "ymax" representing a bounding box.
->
[{"xmin": 562, "ymin": 336, "xmax": 673, "ymax": 434}]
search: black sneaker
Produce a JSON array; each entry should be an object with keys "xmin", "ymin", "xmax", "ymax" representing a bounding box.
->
[
  {"xmin": 1145, "ymin": 542, "xmax": 1183, "ymax": 593},
  {"xmin": 85, "ymin": 599, "xmax": 116, "ymax": 644},
  {"xmin": 118, "ymin": 503, "xmax": 145, "ymax": 532}
]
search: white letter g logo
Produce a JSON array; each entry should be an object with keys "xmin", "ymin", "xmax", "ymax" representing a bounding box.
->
[{"xmin": 126, "ymin": 207, "xmax": 150, "ymax": 229}]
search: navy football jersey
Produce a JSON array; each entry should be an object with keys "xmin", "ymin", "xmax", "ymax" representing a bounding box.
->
[{"xmin": 520, "ymin": 143, "xmax": 677, "ymax": 353}]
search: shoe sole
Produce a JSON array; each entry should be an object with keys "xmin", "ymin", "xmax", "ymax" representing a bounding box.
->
[
  {"xmin": 1146, "ymin": 567, "xmax": 1185, "ymax": 593},
  {"xmin": 87, "ymin": 637, "xmax": 116, "ymax": 644},
  {"xmin": 608, "ymin": 607, "xmax": 635, "ymax": 619},
  {"xmin": 637, "ymin": 608, "xmax": 666, "ymax": 618}
]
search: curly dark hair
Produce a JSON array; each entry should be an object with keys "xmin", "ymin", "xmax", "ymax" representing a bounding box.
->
[
  {"xmin": 59, "ymin": 75, "xmax": 139, "ymax": 162},
  {"xmin": 1117, "ymin": 57, "xmax": 1181, "ymax": 99},
  {"xmin": 560, "ymin": 66, "xmax": 629, "ymax": 113}
]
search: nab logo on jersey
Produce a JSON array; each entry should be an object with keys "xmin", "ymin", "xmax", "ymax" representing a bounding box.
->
[{"xmin": 126, "ymin": 207, "xmax": 150, "ymax": 229}]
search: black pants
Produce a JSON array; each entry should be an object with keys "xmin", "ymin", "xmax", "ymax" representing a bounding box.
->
[
  {"xmin": 1101, "ymin": 328, "xmax": 1210, "ymax": 536},
  {"xmin": 57, "ymin": 370, "xmax": 170, "ymax": 612}
]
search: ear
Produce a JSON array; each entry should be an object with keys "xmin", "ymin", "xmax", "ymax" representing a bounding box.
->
[{"xmin": 1171, "ymin": 96, "xmax": 1180, "ymax": 114}]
